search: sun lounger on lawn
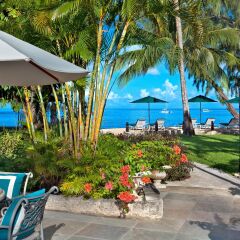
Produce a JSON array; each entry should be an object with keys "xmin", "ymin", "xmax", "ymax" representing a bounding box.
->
[
  {"xmin": 129, "ymin": 119, "xmax": 147, "ymax": 130},
  {"xmin": 220, "ymin": 118, "xmax": 239, "ymax": 129},
  {"xmin": 200, "ymin": 118, "xmax": 215, "ymax": 128}
]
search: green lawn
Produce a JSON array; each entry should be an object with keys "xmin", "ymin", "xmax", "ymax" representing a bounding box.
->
[{"xmin": 181, "ymin": 134, "xmax": 239, "ymax": 174}]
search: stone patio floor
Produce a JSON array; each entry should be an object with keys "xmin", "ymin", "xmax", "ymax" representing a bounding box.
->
[{"xmin": 43, "ymin": 165, "xmax": 240, "ymax": 240}]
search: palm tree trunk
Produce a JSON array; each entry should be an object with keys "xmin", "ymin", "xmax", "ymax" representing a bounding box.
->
[
  {"xmin": 174, "ymin": 0, "xmax": 194, "ymax": 136},
  {"xmin": 208, "ymin": 79, "xmax": 239, "ymax": 119}
]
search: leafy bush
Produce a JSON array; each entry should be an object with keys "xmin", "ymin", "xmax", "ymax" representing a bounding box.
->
[{"xmin": 124, "ymin": 141, "xmax": 179, "ymax": 173}]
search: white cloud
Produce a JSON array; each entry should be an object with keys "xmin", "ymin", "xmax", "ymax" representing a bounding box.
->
[
  {"xmin": 140, "ymin": 89, "xmax": 149, "ymax": 98},
  {"xmin": 147, "ymin": 67, "xmax": 160, "ymax": 75},
  {"xmin": 108, "ymin": 91, "xmax": 119, "ymax": 100},
  {"xmin": 124, "ymin": 93, "xmax": 133, "ymax": 100},
  {"xmin": 153, "ymin": 88, "xmax": 161, "ymax": 93},
  {"xmin": 153, "ymin": 79, "xmax": 178, "ymax": 99}
]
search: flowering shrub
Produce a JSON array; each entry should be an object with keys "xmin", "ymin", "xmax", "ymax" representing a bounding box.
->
[
  {"xmin": 165, "ymin": 145, "xmax": 193, "ymax": 181},
  {"xmin": 124, "ymin": 141, "xmax": 180, "ymax": 173}
]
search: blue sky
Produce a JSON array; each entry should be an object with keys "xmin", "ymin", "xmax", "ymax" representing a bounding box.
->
[{"xmin": 105, "ymin": 63, "xmax": 233, "ymax": 110}]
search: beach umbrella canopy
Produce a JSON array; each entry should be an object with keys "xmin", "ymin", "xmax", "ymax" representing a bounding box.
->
[
  {"xmin": 130, "ymin": 96, "xmax": 167, "ymax": 123},
  {"xmin": 226, "ymin": 96, "xmax": 240, "ymax": 104},
  {"xmin": 0, "ymin": 31, "xmax": 89, "ymax": 86},
  {"xmin": 188, "ymin": 95, "xmax": 217, "ymax": 123}
]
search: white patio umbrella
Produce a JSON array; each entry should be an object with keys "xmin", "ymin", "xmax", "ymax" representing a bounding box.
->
[{"xmin": 0, "ymin": 30, "xmax": 89, "ymax": 86}]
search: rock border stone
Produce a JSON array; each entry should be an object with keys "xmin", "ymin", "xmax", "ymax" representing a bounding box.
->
[{"xmin": 46, "ymin": 195, "xmax": 163, "ymax": 220}]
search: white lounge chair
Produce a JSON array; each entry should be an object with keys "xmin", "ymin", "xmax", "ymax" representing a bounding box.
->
[
  {"xmin": 179, "ymin": 119, "xmax": 198, "ymax": 129},
  {"xmin": 220, "ymin": 118, "xmax": 239, "ymax": 129},
  {"xmin": 200, "ymin": 118, "xmax": 215, "ymax": 129},
  {"xmin": 129, "ymin": 119, "xmax": 147, "ymax": 130}
]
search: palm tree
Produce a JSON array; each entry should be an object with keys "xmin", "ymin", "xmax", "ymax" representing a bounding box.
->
[{"xmin": 173, "ymin": 0, "xmax": 194, "ymax": 135}]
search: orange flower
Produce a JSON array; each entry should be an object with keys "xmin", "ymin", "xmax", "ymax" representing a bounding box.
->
[
  {"xmin": 181, "ymin": 154, "xmax": 188, "ymax": 163},
  {"xmin": 173, "ymin": 145, "xmax": 181, "ymax": 155},
  {"xmin": 84, "ymin": 183, "xmax": 92, "ymax": 193},
  {"xmin": 105, "ymin": 181, "xmax": 113, "ymax": 191},
  {"xmin": 137, "ymin": 149, "xmax": 143, "ymax": 158},
  {"xmin": 118, "ymin": 191, "xmax": 137, "ymax": 203},
  {"xmin": 141, "ymin": 176, "xmax": 151, "ymax": 184}
]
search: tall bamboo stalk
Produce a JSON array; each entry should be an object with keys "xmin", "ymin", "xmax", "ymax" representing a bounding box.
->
[
  {"xmin": 37, "ymin": 86, "xmax": 49, "ymax": 142},
  {"xmin": 65, "ymin": 83, "xmax": 78, "ymax": 158},
  {"xmin": 84, "ymin": 12, "xmax": 104, "ymax": 140},
  {"xmin": 51, "ymin": 85, "xmax": 63, "ymax": 137},
  {"xmin": 93, "ymin": 21, "xmax": 130, "ymax": 143},
  {"xmin": 61, "ymin": 84, "xmax": 68, "ymax": 138},
  {"xmin": 24, "ymin": 87, "xmax": 35, "ymax": 141}
]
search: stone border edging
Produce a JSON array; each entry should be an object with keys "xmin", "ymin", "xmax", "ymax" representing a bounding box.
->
[
  {"xmin": 46, "ymin": 195, "xmax": 163, "ymax": 220},
  {"xmin": 194, "ymin": 162, "xmax": 240, "ymax": 188}
]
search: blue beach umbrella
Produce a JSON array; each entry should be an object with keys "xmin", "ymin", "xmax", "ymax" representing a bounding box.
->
[{"xmin": 130, "ymin": 96, "xmax": 167, "ymax": 123}]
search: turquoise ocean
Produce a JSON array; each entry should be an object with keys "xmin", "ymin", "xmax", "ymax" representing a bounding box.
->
[{"xmin": 0, "ymin": 107, "xmax": 235, "ymax": 129}]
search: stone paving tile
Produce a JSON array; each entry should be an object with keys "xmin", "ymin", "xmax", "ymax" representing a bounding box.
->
[
  {"xmin": 163, "ymin": 208, "xmax": 192, "ymax": 220},
  {"xmin": 75, "ymin": 223, "xmax": 129, "ymax": 240},
  {"xmin": 163, "ymin": 192, "xmax": 199, "ymax": 201},
  {"xmin": 193, "ymin": 202, "xmax": 233, "ymax": 213},
  {"xmin": 122, "ymin": 229, "xmax": 176, "ymax": 240},
  {"xmin": 174, "ymin": 233, "xmax": 209, "ymax": 240},
  {"xmin": 135, "ymin": 218, "xmax": 185, "ymax": 233},
  {"xmin": 178, "ymin": 220, "xmax": 211, "ymax": 239},
  {"xmin": 43, "ymin": 218, "xmax": 89, "ymax": 236},
  {"xmin": 187, "ymin": 210, "xmax": 231, "ymax": 223},
  {"xmin": 163, "ymin": 198, "xmax": 197, "ymax": 210}
]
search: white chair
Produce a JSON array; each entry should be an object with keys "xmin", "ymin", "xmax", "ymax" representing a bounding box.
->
[
  {"xmin": 220, "ymin": 118, "xmax": 239, "ymax": 129},
  {"xmin": 130, "ymin": 119, "xmax": 147, "ymax": 130},
  {"xmin": 200, "ymin": 118, "xmax": 215, "ymax": 129}
]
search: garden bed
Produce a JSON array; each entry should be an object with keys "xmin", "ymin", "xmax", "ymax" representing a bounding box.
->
[{"xmin": 46, "ymin": 194, "xmax": 163, "ymax": 220}]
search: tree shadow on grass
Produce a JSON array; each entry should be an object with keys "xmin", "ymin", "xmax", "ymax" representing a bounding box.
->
[
  {"xmin": 190, "ymin": 214, "xmax": 240, "ymax": 240},
  {"xmin": 44, "ymin": 223, "xmax": 65, "ymax": 240}
]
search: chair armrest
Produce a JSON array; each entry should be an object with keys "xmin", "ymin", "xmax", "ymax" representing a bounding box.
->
[{"xmin": 0, "ymin": 225, "xmax": 10, "ymax": 229}]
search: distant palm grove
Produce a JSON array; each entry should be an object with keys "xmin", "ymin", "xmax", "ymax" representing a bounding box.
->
[{"xmin": 0, "ymin": 0, "xmax": 239, "ymax": 157}]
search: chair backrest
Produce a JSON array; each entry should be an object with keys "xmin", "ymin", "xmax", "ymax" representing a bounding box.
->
[
  {"xmin": 0, "ymin": 172, "xmax": 33, "ymax": 199},
  {"xmin": 205, "ymin": 118, "xmax": 215, "ymax": 125},
  {"xmin": 229, "ymin": 118, "xmax": 238, "ymax": 126},
  {"xmin": 157, "ymin": 119, "xmax": 165, "ymax": 128},
  {"xmin": 191, "ymin": 119, "xmax": 197, "ymax": 125},
  {"xmin": 135, "ymin": 119, "xmax": 146, "ymax": 129},
  {"xmin": 0, "ymin": 187, "xmax": 58, "ymax": 240}
]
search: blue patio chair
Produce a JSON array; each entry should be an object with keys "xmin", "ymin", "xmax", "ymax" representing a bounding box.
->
[
  {"xmin": 0, "ymin": 186, "xmax": 58, "ymax": 240},
  {"xmin": 0, "ymin": 172, "xmax": 33, "ymax": 200}
]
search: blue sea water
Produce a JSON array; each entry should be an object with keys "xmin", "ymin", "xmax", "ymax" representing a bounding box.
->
[
  {"xmin": 0, "ymin": 107, "xmax": 235, "ymax": 129},
  {"xmin": 101, "ymin": 108, "xmax": 235, "ymax": 129}
]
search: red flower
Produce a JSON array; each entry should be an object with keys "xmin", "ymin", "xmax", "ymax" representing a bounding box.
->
[
  {"xmin": 121, "ymin": 165, "xmax": 130, "ymax": 174},
  {"xmin": 118, "ymin": 191, "xmax": 137, "ymax": 203},
  {"xmin": 105, "ymin": 181, "xmax": 113, "ymax": 191},
  {"xmin": 141, "ymin": 176, "xmax": 151, "ymax": 184},
  {"xmin": 120, "ymin": 173, "xmax": 132, "ymax": 188},
  {"xmin": 137, "ymin": 149, "xmax": 143, "ymax": 158},
  {"xmin": 181, "ymin": 154, "xmax": 188, "ymax": 163},
  {"xmin": 84, "ymin": 183, "xmax": 92, "ymax": 193},
  {"xmin": 173, "ymin": 145, "xmax": 181, "ymax": 155}
]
